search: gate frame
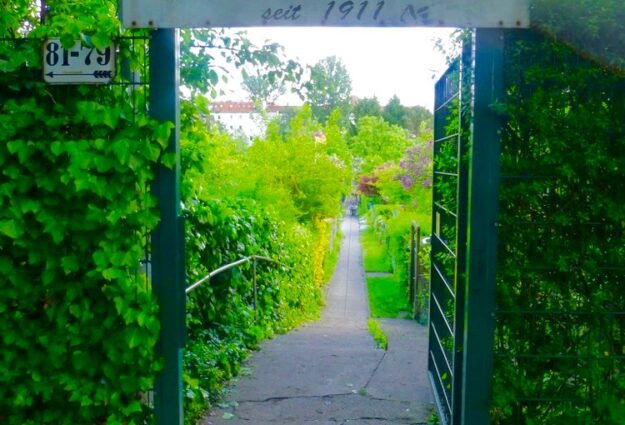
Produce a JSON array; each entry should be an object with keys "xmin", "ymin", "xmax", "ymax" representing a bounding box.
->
[
  {"xmin": 460, "ymin": 28, "xmax": 503, "ymax": 425},
  {"xmin": 149, "ymin": 29, "xmax": 186, "ymax": 425},
  {"xmin": 428, "ymin": 28, "xmax": 504, "ymax": 425},
  {"xmin": 146, "ymin": 23, "xmax": 507, "ymax": 425}
]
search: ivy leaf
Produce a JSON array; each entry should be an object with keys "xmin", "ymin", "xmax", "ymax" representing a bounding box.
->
[
  {"xmin": 127, "ymin": 328, "xmax": 143, "ymax": 348},
  {"xmin": 111, "ymin": 139, "xmax": 131, "ymax": 165},
  {"xmin": 19, "ymin": 199, "xmax": 40, "ymax": 214},
  {"xmin": 94, "ymin": 154, "xmax": 114, "ymax": 172},
  {"xmin": 153, "ymin": 122, "xmax": 174, "ymax": 148},
  {"xmin": 50, "ymin": 141, "xmax": 65, "ymax": 157},
  {"xmin": 103, "ymin": 107, "xmax": 120, "ymax": 129},
  {"xmin": 0, "ymin": 219, "xmax": 24, "ymax": 239},
  {"xmin": 61, "ymin": 255, "xmax": 79, "ymax": 274},
  {"xmin": 92, "ymin": 250, "xmax": 108, "ymax": 269},
  {"xmin": 121, "ymin": 399, "xmax": 142, "ymax": 414},
  {"xmin": 160, "ymin": 152, "xmax": 177, "ymax": 169},
  {"xmin": 0, "ymin": 258, "xmax": 12, "ymax": 276},
  {"xmin": 60, "ymin": 34, "xmax": 76, "ymax": 50},
  {"xmin": 91, "ymin": 31, "xmax": 111, "ymax": 50}
]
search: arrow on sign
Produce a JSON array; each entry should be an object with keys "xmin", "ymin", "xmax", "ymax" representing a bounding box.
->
[{"xmin": 45, "ymin": 70, "xmax": 113, "ymax": 79}]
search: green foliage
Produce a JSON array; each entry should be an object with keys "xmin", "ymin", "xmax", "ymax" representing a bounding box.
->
[
  {"xmin": 380, "ymin": 96, "xmax": 433, "ymax": 137},
  {"xmin": 366, "ymin": 274, "xmax": 410, "ymax": 318},
  {"xmin": 247, "ymin": 106, "xmax": 351, "ymax": 223},
  {"xmin": 1, "ymin": 2, "xmax": 167, "ymax": 423},
  {"xmin": 404, "ymin": 106, "xmax": 433, "ymax": 137},
  {"xmin": 386, "ymin": 210, "xmax": 428, "ymax": 283},
  {"xmin": 367, "ymin": 319, "xmax": 388, "ymax": 350},
  {"xmin": 181, "ymin": 98, "xmax": 346, "ymax": 421},
  {"xmin": 305, "ymin": 55, "xmax": 352, "ymax": 123},
  {"xmin": 490, "ymin": 30, "xmax": 625, "ymax": 424},
  {"xmin": 322, "ymin": 220, "xmax": 343, "ymax": 283},
  {"xmin": 180, "ymin": 29, "xmax": 303, "ymax": 98},
  {"xmin": 182, "ymin": 195, "xmax": 327, "ymax": 421},
  {"xmin": 530, "ymin": 0, "xmax": 625, "ymax": 71},
  {"xmin": 427, "ymin": 408, "xmax": 441, "ymax": 425},
  {"xmin": 374, "ymin": 163, "xmax": 411, "ymax": 205},
  {"xmin": 352, "ymin": 96, "xmax": 382, "ymax": 123},
  {"xmin": 181, "ymin": 101, "xmax": 352, "ymax": 225},
  {"xmin": 241, "ymin": 72, "xmax": 286, "ymax": 107},
  {"xmin": 382, "ymin": 95, "xmax": 406, "ymax": 127},
  {"xmin": 350, "ymin": 116, "xmax": 412, "ymax": 174},
  {"xmin": 351, "ymin": 109, "xmax": 433, "ymax": 324},
  {"xmin": 2, "ymin": 2, "xmax": 315, "ymax": 424}
]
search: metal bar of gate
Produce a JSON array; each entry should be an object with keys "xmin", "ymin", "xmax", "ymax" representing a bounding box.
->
[
  {"xmin": 450, "ymin": 39, "xmax": 471, "ymax": 425},
  {"xmin": 429, "ymin": 55, "xmax": 463, "ymax": 425}
]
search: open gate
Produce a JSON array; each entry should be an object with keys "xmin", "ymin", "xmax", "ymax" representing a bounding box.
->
[{"xmin": 428, "ymin": 29, "xmax": 504, "ymax": 425}]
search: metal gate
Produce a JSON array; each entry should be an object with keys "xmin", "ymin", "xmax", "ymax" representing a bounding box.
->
[{"xmin": 428, "ymin": 29, "xmax": 504, "ymax": 425}]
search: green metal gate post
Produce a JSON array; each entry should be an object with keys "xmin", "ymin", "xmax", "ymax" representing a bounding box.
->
[
  {"xmin": 461, "ymin": 28, "xmax": 504, "ymax": 425},
  {"xmin": 150, "ymin": 28, "xmax": 185, "ymax": 425}
]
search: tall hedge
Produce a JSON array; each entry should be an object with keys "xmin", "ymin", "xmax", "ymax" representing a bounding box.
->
[{"xmin": 492, "ymin": 30, "xmax": 625, "ymax": 424}]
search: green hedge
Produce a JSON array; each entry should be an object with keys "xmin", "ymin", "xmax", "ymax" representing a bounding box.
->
[
  {"xmin": 183, "ymin": 197, "xmax": 327, "ymax": 422},
  {"xmin": 491, "ymin": 30, "xmax": 625, "ymax": 425}
]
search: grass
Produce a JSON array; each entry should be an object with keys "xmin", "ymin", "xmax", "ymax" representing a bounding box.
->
[
  {"xmin": 360, "ymin": 228, "xmax": 392, "ymax": 273},
  {"xmin": 367, "ymin": 319, "xmax": 388, "ymax": 350},
  {"xmin": 366, "ymin": 274, "xmax": 410, "ymax": 318},
  {"xmin": 361, "ymin": 227, "xmax": 410, "ymax": 318}
]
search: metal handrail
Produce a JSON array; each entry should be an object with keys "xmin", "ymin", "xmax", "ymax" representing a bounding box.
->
[{"xmin": 185, "ymin": 255, "xmax": 283, "ymax": 295}]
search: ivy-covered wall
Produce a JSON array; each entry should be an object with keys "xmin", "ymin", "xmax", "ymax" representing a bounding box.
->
[{"xmin": 1, "ymin": 10, "xmax": 170, "ymax": 425}]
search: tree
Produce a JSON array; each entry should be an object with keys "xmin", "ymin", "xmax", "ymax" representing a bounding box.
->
[
  {"xmin": 305, "ymin": 56, "xmax": 352, "ymax": 123},
  {"xmin": 403, "ymin": 105, "xmax": 433, "ymax": 136},
  {"xmin": 352, "ymin": 96, "xmax": 382, "ymax": 121},
  {"xmin": 246, "ymin": 106, "xmax": 350, "ymax": 222},
  {"xmin": 241, "ymin": 72, "xmax": 286, "ymax": 108},
  {"xmin": 180, "ymin": 29, "xmax": 303, "ymax": 98},
  {"xmin": 349, "ymin": 116, "xmax": 413, "ymax": 174},
  {"xmin": 382, "ymin": 95, "xmax": 406, "ymax": 127}
]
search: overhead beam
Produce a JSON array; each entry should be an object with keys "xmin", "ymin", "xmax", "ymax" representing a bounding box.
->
[{"xmin": 121, "ymin": 0, "xmax": 529, "ymax": 29}]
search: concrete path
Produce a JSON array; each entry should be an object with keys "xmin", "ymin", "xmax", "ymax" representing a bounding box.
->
[{"xmin": 204, "ymin": 216, "xmax": 434, "ymax": 425}]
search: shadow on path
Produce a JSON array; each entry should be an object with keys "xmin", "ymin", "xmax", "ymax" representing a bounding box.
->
[{"xmin": 204, "ymin": 216, "xmax": 433, "ymax": 425}]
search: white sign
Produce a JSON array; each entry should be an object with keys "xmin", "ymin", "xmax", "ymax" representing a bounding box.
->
[
  {"xmin": 121, "ymin": 0, "xmax": 529, "ymax": 29},
  {"xmin": 43, "ymin": 39, "xmax": 115, "ymax": 85}
]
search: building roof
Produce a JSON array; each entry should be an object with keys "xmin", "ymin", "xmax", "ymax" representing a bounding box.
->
[{"xmin": 211, "ymin": 101, "xmax": 289, "ymax": 114}]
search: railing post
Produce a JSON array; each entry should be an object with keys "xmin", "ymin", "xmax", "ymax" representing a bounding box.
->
[
  {"xmin": 415, "ymin": 225, "xmax": 422, "ymax": 318},
  {"xmin": 409, "ymin": 223, "xmax": 416, "ymax": 309},
  {"xmin": 252, "ymin": 256, "xmax": 258, "ymax": 317}
]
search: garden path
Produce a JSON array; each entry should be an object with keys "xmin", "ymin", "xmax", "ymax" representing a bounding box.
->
[{"xmin": 204, "ymin": 216, "xmax": 433, "ymax": 425}]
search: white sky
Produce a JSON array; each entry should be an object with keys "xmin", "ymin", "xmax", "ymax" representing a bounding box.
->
[{"xmin": 217, "ymin": 27, "xmax": 455, "ymax": 111}]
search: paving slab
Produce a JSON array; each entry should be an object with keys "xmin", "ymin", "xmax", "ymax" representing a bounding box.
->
[{"xmin": 203, "ymin": 216, "xmax": 434, "ymax": 425}]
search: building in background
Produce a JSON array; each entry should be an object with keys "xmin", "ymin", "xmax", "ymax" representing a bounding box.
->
[{"xmin": 211, "ymin": 101, "xmax": 287, "ymax": 142}]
